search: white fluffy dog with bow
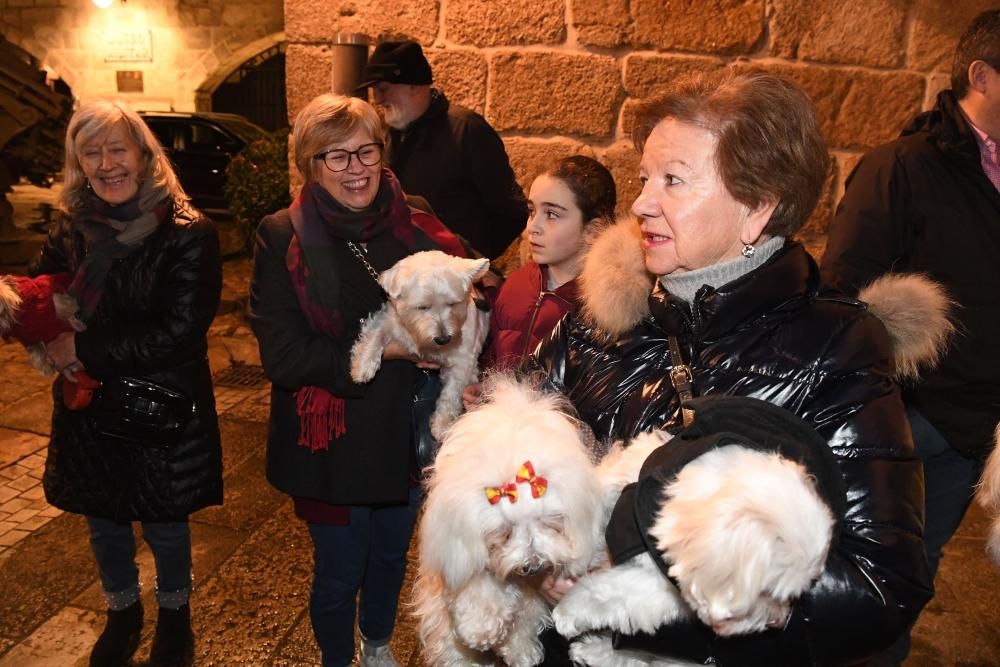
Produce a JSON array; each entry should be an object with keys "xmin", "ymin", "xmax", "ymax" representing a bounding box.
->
[
  {"xmin": 350, "ymin": 250, "xmax": 490, "ymax": 438},
  {"xmin": 412, "ymin": 376, "xmax": 626, "ymax": 667},
  {"xmin": 413, "ymin": 375, "xmax": 838, "ymax": 667}
]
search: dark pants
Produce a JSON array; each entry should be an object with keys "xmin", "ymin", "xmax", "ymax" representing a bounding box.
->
[
  {"xmin": 872, "ymin": 405, "xmax": 980, "ymax": 666},
  {"xmin": 307, "ymin": 486, "xmax": 421, "ymax": 667},
  {"xmin": 86, "ymin": 516, "xmax": 192, "ymax": 610}
]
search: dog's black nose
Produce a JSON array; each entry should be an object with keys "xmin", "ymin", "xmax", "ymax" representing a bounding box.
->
[
  {"xmin": 516, "ymin": 562, "xmax": 545, "ymax": 577},
  {"xmin": 433, "ymin": 335, "xmax": 452, "ymax": 346}
]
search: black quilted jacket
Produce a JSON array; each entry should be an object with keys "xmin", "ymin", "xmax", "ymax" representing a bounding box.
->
[
  {"xmin": 29, "ymin": 201, "xmax": 223, "ymax": 521},
  {"xmin": 530, "ymin": 238, "xmax": 932, "ymax": 666}
]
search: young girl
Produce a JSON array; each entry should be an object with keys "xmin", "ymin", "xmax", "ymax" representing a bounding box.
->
[{"xmin": 482, "ymin": 155, "xmax": 617, "ymax": 372}]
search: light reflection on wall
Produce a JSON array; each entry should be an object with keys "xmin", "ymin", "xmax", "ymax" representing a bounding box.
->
[{"xmin": 80, "ymin": 3, "xmax": 183, "ymax": 109}]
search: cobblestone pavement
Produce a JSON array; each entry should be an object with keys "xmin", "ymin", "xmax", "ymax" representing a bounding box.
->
[{"xmin": 0, "ymin": 256, "xmax": 998, "ymax": 665}]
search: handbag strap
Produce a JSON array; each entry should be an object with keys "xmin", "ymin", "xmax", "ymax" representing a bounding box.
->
[{"xmin": 668, "ymin": 335, "xmax": 695, "ymax": 428}]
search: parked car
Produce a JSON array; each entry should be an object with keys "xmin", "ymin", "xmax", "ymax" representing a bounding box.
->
[{"xmin": 139, "ymin": 111, "xmax": 270, "ymax": 213}]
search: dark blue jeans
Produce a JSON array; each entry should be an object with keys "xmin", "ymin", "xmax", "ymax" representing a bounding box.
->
[
  {"xmin": 85, "ymin": 516, "xmax": 193, "ymax": 610},
  {"xmin": 873, "ymin": 405, "xmax": 981, "ymax": 665},
  {"xmin": 307, "ymin": 486, "xmax": 421, "ymax": 667}
]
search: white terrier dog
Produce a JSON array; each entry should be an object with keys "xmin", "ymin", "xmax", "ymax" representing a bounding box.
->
[
  {"xmin": 412, "ymin": 375, "xmax": 610, "ymax": 667},
  {"xmin": 554, "ymin": 398, "xmax": 840, "ymax": 667},
  {"xmin": 350, "ymin": 250, "xmax": 490, "ymax": 439}
]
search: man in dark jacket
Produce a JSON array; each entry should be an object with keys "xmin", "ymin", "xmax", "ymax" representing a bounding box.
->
[
  {"xmin": 358, "ymin": 40, "xmax": 528, "ymax": 260},
  {"xmin": 821, "ymin": 10, "xmax": 1000, "ymax": 665}
]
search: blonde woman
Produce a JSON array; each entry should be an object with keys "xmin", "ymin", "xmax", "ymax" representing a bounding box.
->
[
  {"xmin": 31, "ymin": 99, "xmax": 222, "ymax": 667},
  {"xmin": 249, "ymin": 93, "xmax": 469, "ymax": 667}
]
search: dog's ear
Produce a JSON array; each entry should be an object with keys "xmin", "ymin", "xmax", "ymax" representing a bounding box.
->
[
  {"xmin": 378, "ymin": 262, "xmax": 407, "ymax": 300},
  {"xmin": 418, "ymin": 473, "xmax": 490, "ymax": 590},
  {"xmin": 462, "ymin": 258, "xmax": 491, "ymax": 286}
]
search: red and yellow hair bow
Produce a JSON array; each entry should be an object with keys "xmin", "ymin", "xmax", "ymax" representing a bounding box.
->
[{"xmin": 484, "ymin": 460, "xmax": 548, "ymax": 504}]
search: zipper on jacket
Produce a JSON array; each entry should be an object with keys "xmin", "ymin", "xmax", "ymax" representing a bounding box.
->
[{"xmin": 520, "ymin": 290, "xmax": 553, "ymax": 361}]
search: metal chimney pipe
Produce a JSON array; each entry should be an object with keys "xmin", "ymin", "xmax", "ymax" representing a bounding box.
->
[{"xmin": 330, "ymin": 33, "xmax": 371, "ymax": 97}]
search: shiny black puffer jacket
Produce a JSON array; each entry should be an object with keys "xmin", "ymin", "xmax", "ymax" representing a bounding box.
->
[
  {"xmin": 29, "ymin": 201, "xmax": 223, "ymax": 522},
  {"xmin": 530, "ymin": 223, "xmax": 932, "ymax": 666}
]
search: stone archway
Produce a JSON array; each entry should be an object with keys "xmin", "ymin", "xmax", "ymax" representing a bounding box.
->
[{"xmin": 194, "ymin": 32, "xmax": 286, "ymax": 115}]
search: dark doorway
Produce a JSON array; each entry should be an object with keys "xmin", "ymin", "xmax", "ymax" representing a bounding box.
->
[{"xmin": 211, "ymin": 44, "xmax": 287, "ymax": 132}]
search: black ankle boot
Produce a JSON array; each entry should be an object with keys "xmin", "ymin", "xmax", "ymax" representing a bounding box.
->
[
  {"xmin": 148, "ymin": 604, "xmax": 194, "ymax": 667},
  {"xmin": 89, "ymin": 601, "xmax": 143, "ymax": 667}
]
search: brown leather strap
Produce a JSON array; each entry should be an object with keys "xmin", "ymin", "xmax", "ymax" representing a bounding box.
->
[{"xmin": 668, "ymin": 336, "xmax": 695, "ymax": 427}]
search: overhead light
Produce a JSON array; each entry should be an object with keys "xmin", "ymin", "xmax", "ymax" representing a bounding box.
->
[{"xmin": 93, "ymin": 0, "xmax": 113, "ymax": 7}]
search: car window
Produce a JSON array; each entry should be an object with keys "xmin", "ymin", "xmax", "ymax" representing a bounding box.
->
[
  {"xmin": 188, "ymin": 122, "xmax": 240, "ymax": 152},
  {"xmin": 144, "ymin": 120, "xmax": 176, "ymax": 151},
  {"xmin": 213, "ymin": 116, "xmax": 270, "ymax": 144}
]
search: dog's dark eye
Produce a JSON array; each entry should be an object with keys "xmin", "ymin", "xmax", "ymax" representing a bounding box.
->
[{"xmin": 417, "ymin": 305, "xmax": 431, "ymax": 311}]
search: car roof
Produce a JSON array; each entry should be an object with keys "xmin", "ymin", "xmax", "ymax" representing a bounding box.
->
[{"xmin": 138, "ymin": 110, "xmax": 269, "ymax": 143}]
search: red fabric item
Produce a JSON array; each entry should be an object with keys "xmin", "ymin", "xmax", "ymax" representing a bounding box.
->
[
  {"xmin": 5, "ymin": 273, "xmax": 74, "ymax": 345},
  {"xmin": 409, "ymin": 208, "xmax": 469, "ymax": 258},
  {"xmin": 484, "ymin": 262, "xmax": 581, "ymax": 371},
  {"xmin": 295, "ymin": 386, "xmax": 346, "ymax": 453},
  {"xmin": 293, "ymin": 497, "xmax": 351, "ymax": 525},
  {"xmin": 62, "ymin": 371, "xmax": 101, "ymax": 410}
]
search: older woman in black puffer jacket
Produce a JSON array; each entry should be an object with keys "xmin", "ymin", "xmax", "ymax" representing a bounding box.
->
[
  {"xmin": 529, "ymin": 71, "xmax": 944, "ymax": 666},
  {"xmin": 30, "ymin": 99, "xmax": 222, "ymax": 667}
]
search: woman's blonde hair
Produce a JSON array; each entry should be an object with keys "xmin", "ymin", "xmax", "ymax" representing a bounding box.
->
[
  {"xmin": 292, "ymin": 93, "xmax": 385, "ymax": 183},
  {"xmin": 61, "ymin": 99, "xmax": 187, "ymax": 212}
]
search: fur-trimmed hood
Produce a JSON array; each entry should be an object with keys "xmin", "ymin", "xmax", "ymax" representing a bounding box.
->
[
  {"xmin": 578, "ymin": 216, "xmax": 654, "ymax": 338},
  {"xmin": 858, "ymin": 273, "xmax": 955, "ymax": 381}
]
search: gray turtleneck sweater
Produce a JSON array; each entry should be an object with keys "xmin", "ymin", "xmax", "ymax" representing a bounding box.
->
[{"xmin": 659, "ymin": 236, "xmax": 786, "ymax": 304}]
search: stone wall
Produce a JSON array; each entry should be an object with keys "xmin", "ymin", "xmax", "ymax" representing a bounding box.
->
[
  {"xmin": 284, "ymin": 0, "xmax": 996, "ymax": 250},
  {"xmin": 1, "ymin": 0, "xmax": 282, "ymax": 110}
]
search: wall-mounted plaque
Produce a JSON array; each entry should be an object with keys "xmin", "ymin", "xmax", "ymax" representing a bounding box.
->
[
  {"xmin": 116, "ymin": 70, "xmax": 144, "ymax": 93},
  {"xmin": 104, "ymin": 30, "xmax": 153, "ymax": 63}
]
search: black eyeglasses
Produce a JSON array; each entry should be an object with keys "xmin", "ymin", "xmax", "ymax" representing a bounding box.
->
[{"xmin": 313, "ymin": 142, "xmax": 384, "ymax": 172}]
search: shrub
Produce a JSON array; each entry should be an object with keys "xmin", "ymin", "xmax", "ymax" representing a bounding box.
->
[{"xmin": 224, "ymin": 132, "xmax": 291, "ymax": 251}]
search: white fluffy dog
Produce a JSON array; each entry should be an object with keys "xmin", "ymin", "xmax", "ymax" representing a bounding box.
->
[
  {"xmin": 412, "ymin": 376, "xmax": 611, "ymax": 667},
  {"xmin": 554, "ymin": 440, "xmax": 836, "ymax": 667},
  {"xmin": 350, "ymin": 250, "xmax": 490, "ymax": 438},
  {"xmin": 976, "ymin": 424, "xmax": 1000, "ymax": 567}
]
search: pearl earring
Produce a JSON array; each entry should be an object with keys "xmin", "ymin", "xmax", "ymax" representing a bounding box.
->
[{"xmin": 741, "ymin": 243, "xmax": 755, "ymax": 258}]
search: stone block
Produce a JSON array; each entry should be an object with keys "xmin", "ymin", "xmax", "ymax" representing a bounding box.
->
[
  {"xmin": 503, "ymin": 137, "xmax": 592, "ymax": 193},
  {"xmin": 221, "ymin": 3, "xmax": 258, "ymax": 28},
  {"xmin": 909, "ymin": 0, "xmax": 997, "ymax": 72},
  {"xmin": 572, "ymin": 0, "xmax": 629, "ymax": 48},
  {"xmin": 770, "ymin": 0, "xmax": 906, "ymax": 68},
  {"xmin": 924, "ymin": 73, "xmax": 950, "ymax": 111},
  {"xmin": 833, "ymin": 151, "xmax": 864, "ymax": 205},
  {"xmin": 623, "ymin": 53, "xmax": 725, "ymax": 99},
  {"xmin": 630, "ymin": 0, "xmax": 763, "ymax": 55},
  {"xmin": 731, "ymin": 62, "xmax": 924, "ymax": 151},
  {"xmin": 598, "ymin": 142, "xmax": 642, "ymax": 220},
  {"xmin": 285, "ymin": 43, "xmax": 333, "ymax": 124},
  {"xmin": 426, "ymin": 48, "xmax": 487, "ymax": 115},
  {"xmin": 445, "ymin": 0, "xmax": 564, "ymax": 47},
  {"xmin": 489, "ymin": 51, "xmax": 621, "ymax": 139},
  {"xmin": 285, "ymin": 0, "xmax": 438, "ymax": 45},
  {"xmin": 181, "ymin": 27, "xmax": 212, "ymax": 51},
  {"xmin": 796, "ymin": 159, "xmax": 836, "ymax": 258}
]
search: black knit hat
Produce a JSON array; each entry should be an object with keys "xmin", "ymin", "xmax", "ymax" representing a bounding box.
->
[{"xmin": 357, "ymin": 40, "xmax": 433, "ymax": 88}]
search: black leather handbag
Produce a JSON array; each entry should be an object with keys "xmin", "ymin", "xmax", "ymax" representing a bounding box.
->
[
  {"xmin": 92, "ymin": 376, "xmax": 194, "ymax": 448},
  {"xmin": 411, "ymin": 369, "xmax": 443, "ymax": 471}
]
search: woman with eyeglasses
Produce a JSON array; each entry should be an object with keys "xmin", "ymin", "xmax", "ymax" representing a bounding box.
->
[{"xmin": 249, "ymin": 94, "xmax": 469, "ymax": 667}]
